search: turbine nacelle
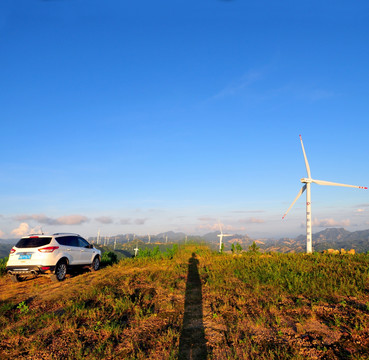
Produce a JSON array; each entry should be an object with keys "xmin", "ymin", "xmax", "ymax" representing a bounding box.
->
[{"xmin": 300, "ymin": 178, "xmax": 312, "ymax": 184}]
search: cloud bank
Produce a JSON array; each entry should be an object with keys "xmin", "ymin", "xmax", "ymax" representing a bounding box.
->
[
  {"xmin": 13, "ymin": 214, "xmax": 89, "ymax": 226},
  {"xmin": 238, "ymin": 217, "xmax": 265, "ymax": 224},
  {"xmin": 95, "ymin": 216, "xmax": 114, "ymax": 224},
  {"xmin": 312, "ymin": 218, "xmax": 351, "ymax": 227},
  {"xmin": 11, "ymin": 223, "xmax": 42, "ymax": 237}
]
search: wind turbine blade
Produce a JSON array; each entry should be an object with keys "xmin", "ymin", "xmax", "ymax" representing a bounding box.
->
[
  {"xmin": 282, "ymin": 185, "xmax": 307, "ymax": 219},
  {"xmin": 312, "ymin": 179, "xmax": 367, "ymax": 189},
  {"xmin": 218, "ymin": 221, "xmax": 223, "ymax": 235},
  {"xmin": 299, "ymin": 135, "xmax": 311, "ymax": 178}
]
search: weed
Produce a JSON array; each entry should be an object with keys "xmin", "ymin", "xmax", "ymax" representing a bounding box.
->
[{"xmin": 17, "ymin": 301, "xmax": 29, "ymax": 314}]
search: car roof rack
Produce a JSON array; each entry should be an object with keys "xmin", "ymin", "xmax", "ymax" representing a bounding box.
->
[{"xmin": 53, "ymin": 233, "xmax": 79, "ymax": 236}]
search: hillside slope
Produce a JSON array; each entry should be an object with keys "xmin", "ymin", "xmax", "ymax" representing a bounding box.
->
[{"xmin": 1, "ymin": 245, "xmax": 369, "ymax": 359}]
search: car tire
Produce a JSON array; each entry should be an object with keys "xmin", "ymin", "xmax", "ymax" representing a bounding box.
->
[
  {"xmin": 10, "ymin": 274, "xmax": 23, "ymax": 283},
  {"xmin": 50, "ymin": 260, "xmax": 67, "ymax": 282},
  {"xmin": 90, "ymin": 256, "xmax": 100, "ymax": 272}
]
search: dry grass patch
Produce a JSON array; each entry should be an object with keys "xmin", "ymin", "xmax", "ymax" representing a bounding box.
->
[{"xmin": 1, "ymin": 245, "xmax": 369, "ymax": 359}]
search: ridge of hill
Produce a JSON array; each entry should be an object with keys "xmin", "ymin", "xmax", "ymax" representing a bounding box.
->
[{"xmin": 262, "ymin": 228, "xmax": 369, "ymax": 253}]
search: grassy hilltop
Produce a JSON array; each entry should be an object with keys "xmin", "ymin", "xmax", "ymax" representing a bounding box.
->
[{"xmin": 1, "ymin": 245, "xmax": 369, "ymax": 359}]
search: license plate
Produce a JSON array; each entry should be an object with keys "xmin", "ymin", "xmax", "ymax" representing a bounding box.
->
[{"xmin": 19, "ymin": 254, "xmax": 32, "ymax": 260}]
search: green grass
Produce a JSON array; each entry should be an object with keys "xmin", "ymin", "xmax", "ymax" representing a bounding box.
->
[{"xmin": 1, "ymin": 245, "xmax": 369, "ymax": 359}]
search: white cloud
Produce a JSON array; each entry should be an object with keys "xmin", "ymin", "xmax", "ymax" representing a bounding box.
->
[
  {"xmin": 134, "ymin": 218, "xmax": 148, "ymax": 225},
  {"xmin": 14, "ymin": 214, "xmax": 54, "ymax": 224},
  {"xmin": 356, "ymin": 203, "xmax": 369, "ymax": 208},
  {"xmin": 13, "ymin": 214, "xmax": 89, "ymax": 226},
  {"xmin": 11, "ymin": 223, "xmax": 30, "ymax": 237},
  {"xmin": 312, "ymin": 218, "xmax": 351, "ymax": 227},
  {"xmin": 238, "ymin": 217, "xmax": 265, "ymax": 224},
  {"xmin": 11, "ymin": 223, "xmax": 43, "ymax": 237},
  {"xmin": 197, "ymin": 222, "xmax": 233, "ymax": 232},
  {"xmin": 119, "ymin": 218, "xmax": 131, "ymax": 225},
  {"xmin": 95, "ymin": 216, "xmax": 114, "ymax": 224},
  {"xmin": 198, "ymin": 217, "xmax": 216, "ymax": 222},
  {"xmin": 0, "ymin": 230, "xmax": 5, "ymax": 238},
  {"xmin": 355, "ymin": 209, "xmax": 365, "ymax": 213},
  {"xmin": 56, "ymin": 215, "xmax": 89, "ymax": 225},
  {"xmin": 230, "ymin": 210, "xmax": 265, "ymax": 214}
]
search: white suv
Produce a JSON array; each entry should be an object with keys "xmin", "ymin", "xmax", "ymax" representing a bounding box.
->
[{"xmin": 6, "ymin": 233, "xmax": 101, "ymax": 282}]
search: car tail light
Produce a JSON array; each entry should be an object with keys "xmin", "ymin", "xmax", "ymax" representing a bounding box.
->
[
  {"xmin": 38, "ymin": 246, "xmax": 59, "ymax": 253},
  {"xmin": 30, "ymin": 236, "xmax": 39, "ymax": 238},
  {"xmin": 10, "ymin": 248, "xmax": 16, "ymax": 254},
  {"xmin": 41, "ymin": 266, "xmax": 51, "ymax": 270}
]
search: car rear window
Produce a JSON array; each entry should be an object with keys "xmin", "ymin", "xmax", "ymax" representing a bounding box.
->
[{"xmin": 15, "ymin": 237, "xmax": 52, "ymax": 248}]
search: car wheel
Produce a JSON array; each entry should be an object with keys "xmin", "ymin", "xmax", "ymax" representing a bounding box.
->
[
  {"xmin": 51, "ymin": 260, "xmax": 67, "ymax": 282},
  {"xmin": 91, "ymin": 256, "xmax": 100, "ymax": 272},
  {"xmin": 10, "ymin": 274, "xmax": 23, "ymax": 283}
]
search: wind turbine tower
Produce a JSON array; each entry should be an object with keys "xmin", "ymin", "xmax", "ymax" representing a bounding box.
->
[
  {"xmin": 217, "ymin": 222, "xmax": 233, "ymax": 253},
  {"xmin": 148, "ymin": 234, "xmax": 151, "ymax": 244},
  {"xmin": 97, "ymin": 229, "xmax": 100, "ymax": 245},
  {"xmin": 283, "ymin": 135, "xmax": 367, "ymax": 253}
]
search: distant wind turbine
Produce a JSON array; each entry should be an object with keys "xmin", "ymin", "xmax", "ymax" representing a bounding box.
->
[
  {"xmin": 217, "ymin": 222, "xmax": 232, "ymax": 252},
  {"xmin": 133, "ymin": 239, "xmax": 139, "ymax": 257},
  {"xmin": 283, "ymin": 135, "xmax": 367, "ymax": 253},
  {"xmin": 148, "ymin": 234, "xmax": 151, "ymax": 244}
]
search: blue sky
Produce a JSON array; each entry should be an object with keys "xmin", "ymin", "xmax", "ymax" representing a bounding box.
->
[{"xmin": 1, "ymin": 0, "xmax": 368, "ymax": 240}]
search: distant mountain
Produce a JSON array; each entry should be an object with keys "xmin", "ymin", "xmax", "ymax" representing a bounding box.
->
[
  {"xmin": 202, "ymin": 231, "xmax": 255, "ymax": 251},
  {"xmin": 260, "ymin": 228, "xmax": 369, "ymax": 253},
  {"xmin": 88, "ymin": 228, "xmax": 369, "ymax": 254},
  {"xmin": 0, "ymin": 243, "xmax": 12, "ymax": 259},
  {"xmin": 156, "ymin": 231, "xmax": 186, "ymax": 241},
  {"xmin": 313, "ymin": 228, "xmax": 369, "ymax": 253}
]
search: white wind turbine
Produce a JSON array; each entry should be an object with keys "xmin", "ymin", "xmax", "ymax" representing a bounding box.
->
[
  {"xmin": 133, "ymin": 239, "xmax": 139, "ymax": 257},
  {"xmin": 283, "ymin": 135, "xmax": 367, "ymax": 253},
  {"xmin": 217, "ymin": 222, "xmax": 232, "ymax": 253}
]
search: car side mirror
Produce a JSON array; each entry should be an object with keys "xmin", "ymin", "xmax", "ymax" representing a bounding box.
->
[{"xmin": 86, "ymin": 244, "xmax": 93, "ymax": 249}]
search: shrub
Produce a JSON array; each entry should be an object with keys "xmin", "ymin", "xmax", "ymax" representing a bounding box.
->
[
  {"xmin": 248, "ymin": 241, "xmax": 260, "ymax": 253},
  {"xmin": 101, "ymin": 251, "xmax": 118, "ymax": 266},
  {"xmin": 0, "ymin": 257, "xmax": 8, "ymax": 277}
]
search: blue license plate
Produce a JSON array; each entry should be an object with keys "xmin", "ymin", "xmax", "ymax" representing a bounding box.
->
[{"xmin": 19, "ymin": 254, "xmax": 32, "ymax": 260}]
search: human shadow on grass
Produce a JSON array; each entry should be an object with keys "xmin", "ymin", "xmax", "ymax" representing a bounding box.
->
[{"xmin": 178, "ymin": 253, "xmax": 208, "ymax": 359}]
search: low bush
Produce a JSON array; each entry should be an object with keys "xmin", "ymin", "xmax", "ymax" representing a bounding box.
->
[
  {"xmin": 101, "ymin": 251, "xmax": 118, "ymax": 267},
  {"xmin": 0, "ymin": 257, "xmax": 8, "ymax": 276}
]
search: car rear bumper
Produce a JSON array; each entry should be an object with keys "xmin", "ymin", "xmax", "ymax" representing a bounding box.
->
[{"xmin": 6, "ymin": 265, "xmax": 56, "ymax": 275}]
